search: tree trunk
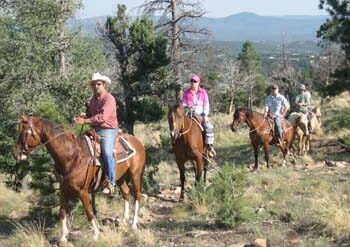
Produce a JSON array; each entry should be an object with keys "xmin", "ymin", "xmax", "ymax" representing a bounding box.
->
[
  {"xmin": 171, "ymin": 0, "xmax": 182, "ymax": 98},
  {"xmin": 58, "ymin": 0, "xmax": 66, "ymax": 76},
  {"xmin": 124, "ymin": 93, "xmax": 135, "ymax": 135},
  {"xmin": 229, "ymin": 96, "xmax": 234, "ymax": 115}
]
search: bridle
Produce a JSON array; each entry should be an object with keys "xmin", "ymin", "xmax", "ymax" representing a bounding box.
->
[
  {"xmin": 18, "ymin": 118, "xmax": 66, "ymax": 156},
  {"xmin": 233, "ymin": 109, "xmax": 267, "ymax": 133},
  {"xmin": 170, "ymin": 109, "xmax": 193, "ymax": 143}
]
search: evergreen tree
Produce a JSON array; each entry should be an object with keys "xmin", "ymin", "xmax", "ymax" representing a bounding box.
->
[
  {"xmin": 317, "ymin": 0, "xmax": 350, "ymax": 95},
  {"xmin": 101, "ymin": 4, "xmax": 170, "ymax": 134},
  {"xmin": 238, "ymin": 41, "xmax": 262, "ymax": 75},
  {"xmin": 237, "ymin": 41, "xmax": 266, "ymax": 108},
  {"xmin": 0, "ymin": 0, "xmax": 106, "ymax": 175}
]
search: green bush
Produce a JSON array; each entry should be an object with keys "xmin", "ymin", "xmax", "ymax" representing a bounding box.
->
[
  {"xmin": 333, "ymin": 108, "xmax": 350, "ymax": 130},
  {"xmin": 211, "ymin": 164, "xmax": 249, "ymax": 227},
  {"xmin": 185, "ymin": 163, "xmax": 249, "ymax": 227}
]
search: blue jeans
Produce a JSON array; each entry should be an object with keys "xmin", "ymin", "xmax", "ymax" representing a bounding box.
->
[
  {"xmin": 96, "ymin": 128, "xmax": 117, "ymax": 186},
  {"xmin": 274, "ymin": 116, "xmax": 283, "ymax": 140}
]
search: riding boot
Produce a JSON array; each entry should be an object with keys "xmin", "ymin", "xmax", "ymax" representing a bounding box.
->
[
  {"xmin": 207, "ymin": 144, "xmax": 216, "ymax": 157},
  {"xmin": 102, "ymin": 179, "xmax": 114, "ymax": 196}
]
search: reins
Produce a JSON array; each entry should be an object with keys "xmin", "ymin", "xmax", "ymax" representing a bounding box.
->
[
  {"xmin": 248, "ymin": 117, "xmax": 267, "ymax": 133},
  {"xmin": 176, "ymin": 110, "xmax": 194, "ymax": 137}
]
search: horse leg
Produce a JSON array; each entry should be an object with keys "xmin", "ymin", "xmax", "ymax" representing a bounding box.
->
[
  {"xmin": 119, "ymin": 181, "xmax": 131, "ymax": 224},
  {"xmin": 91, "ymin": 192, "xmax": 97, "ymax": 217},
  {"xmin": 252, "ymin": 142, "xmax": 259, "ymax": 171},
  {"xmin": 130, "ymin": 172, "xmax": 142, "ymax": 229},
  {"xmin": 305, "ymin": 134, "xmax": 311, "ymax": 153},
  {"xmin": 79, "ymin": 189, "xmax": 99, "ymax": 240},
  {"xmin": 203, "ymin": 159, "xmax": 208, "ymax": 183},
  {"xmin": 59, "ymin": 191, "xmax": 69, "ymax": 243},
  {"xmin": 193, "ymin": 157, "xmax": 204, "ymax": 185},
  {"xmin": 176, "ymin": 158, "xmax": 186, "ymax": 200},
  {"xmin": 262, "ymin": 142, "xmax": 270, "ymax": 168}
]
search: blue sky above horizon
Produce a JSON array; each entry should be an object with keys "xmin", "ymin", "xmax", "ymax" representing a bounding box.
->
[{"xmin": 78, "ymin": 0, "xmax": 327, "ymax": 19}]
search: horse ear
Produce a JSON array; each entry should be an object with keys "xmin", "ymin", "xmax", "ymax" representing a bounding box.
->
[{"xmin": 20, "ymin": 113, "xmax": 28, "ymax": 122}]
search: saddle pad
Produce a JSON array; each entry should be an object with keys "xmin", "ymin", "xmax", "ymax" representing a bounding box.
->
[{"xmin": 84, "ymin": 133, "xmax": 136, "ymax": 165}]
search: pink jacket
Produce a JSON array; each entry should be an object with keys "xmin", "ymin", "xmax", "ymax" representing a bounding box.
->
[{"xmin": 182, "ymin": 87, "xmax": 210, "ymax": 116}]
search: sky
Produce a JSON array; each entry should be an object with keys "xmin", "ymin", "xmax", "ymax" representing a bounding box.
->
[{"xmin": 78, "ymin": 0, "xmax": 326, "ymax": 19}]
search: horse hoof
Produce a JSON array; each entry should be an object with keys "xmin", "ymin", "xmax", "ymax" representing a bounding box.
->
[
  {"xmin": 121, "ymin": 219, "xmax": 129, "ymax": 227},
  {"xmin": 58, "ymin": 238, "xmax": 68, "ymax": 246},
  {"xmin": 93, "ymin": 233, "xmax": 99, "ymax": 241},
  {"xmin": 250, "ymin": 168, "xmax": 258, "ymax": 173}
]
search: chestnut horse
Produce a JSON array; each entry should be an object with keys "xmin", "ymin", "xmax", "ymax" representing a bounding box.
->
[
  {"xmin": 231, "ymin": 107, "xmax": 293, "ymax": 170},
  {"xmin": 13, "ymin": 115, "xmax": 145, "ymax": 242},
  {"xmin": 168, "ymin": 103, "xmax": 208, "ymax": 200}
]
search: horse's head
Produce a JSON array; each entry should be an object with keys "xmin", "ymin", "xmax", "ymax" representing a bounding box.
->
[
  {"xmin": 309, "ymin": 106, "xmax": 322, "ymax": 134},
  {"xmin": 13, "ymin": 115, "xmax": 42, "ymax": 161},
  {"xmin": 231, "ymin": 107, "xmax": 246, "ymax": 132},
  {"xmin": 168, "ymin": 102, "xmax": 186, "ymax": 144},
  {"xmin": 313, "ymin": 106, "xmax": 322, "ymax": 126}
]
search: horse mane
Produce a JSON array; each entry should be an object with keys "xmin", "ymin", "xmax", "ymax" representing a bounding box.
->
[
  {"xmin": 38, "ymin": 117, "xmax": 87, "ymax": 152},
  {"xmin": 240, "ymin": 107, "xmax": 263, "ymax": 120}
]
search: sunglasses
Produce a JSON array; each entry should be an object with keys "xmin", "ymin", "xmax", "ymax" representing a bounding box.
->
[
  {"xmin": 92, "ymin": 82, "xmax": 103, "ymax": 87},
  {"xmin": 191, "ymin": 80, "xmax": 199, "ymax": 83}
]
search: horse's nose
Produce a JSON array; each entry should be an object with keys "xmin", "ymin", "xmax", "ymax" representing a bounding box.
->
[
  {"xmin": 12, "ymin": 146, "xmax": 20, "ymax": 159},
  {"xmin": 12, "ymin": 146, "xmax": 28, "ymax": 161},
  {"xmin": 230, "ymin": 124, "xmax": 237, "ymax": 132}
]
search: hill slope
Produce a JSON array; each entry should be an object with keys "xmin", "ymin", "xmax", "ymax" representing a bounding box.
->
[{"xmin": 74, "ymin": 12, "xmax": 327, "ymax": 42}]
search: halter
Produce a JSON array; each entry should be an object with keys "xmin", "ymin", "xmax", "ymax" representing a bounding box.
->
[
  {"xmin": 18, "ymin": 117, "xmax": 95, "ymax": 185},
  {"xmin": 178, "ymin": 109, "xmax": 194, "ymax": 136},
  {"xmin": 19, "ymin": 118, "xmax": 67, "ymax": 155},
  {"xmin": 171, "ymin": 109, "xmax": 194, "ymax": 141},
  {"xmin": 234, "ymin": 110, "xmax": 269, "ymax": 134}
]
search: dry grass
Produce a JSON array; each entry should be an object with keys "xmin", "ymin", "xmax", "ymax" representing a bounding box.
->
[
  {"xmin": 9, "ymin": 219, "xmax": 47, "ymax": 247},
  {"xmin": 98, "ymin": 228, "xmax": 124, "ymax": 247},
  {"xmin": 129, "ymin": 228, "xmax": 156, "ymax": 247},
  {"xmin": 312, "ymin": 191, "xmax": 350, "ymax": 238},
  {"xmin": 0, "ymin": 175, "xmax": 31, "ymax": 217}
]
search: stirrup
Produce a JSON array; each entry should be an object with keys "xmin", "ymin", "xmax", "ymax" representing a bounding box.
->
[
  {"xmin": 102, "ymin": 180, "xmax": 114, "ymax": 195},
  {"xmin": 207, "ymin": 145, "xmax": 216, "ymax": 157}
]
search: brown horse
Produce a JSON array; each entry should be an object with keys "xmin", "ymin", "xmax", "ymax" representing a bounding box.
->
[
  {"xmin": 168, "ymin": 103, "xmax": 208, "ymax": 200},
  {"xmin": 231, "ymin": 107, "xmax": 294, "ymax": 170},
  {"xmin": 13, "ymin": 115, "xmax": 145, "ymax": 242}
]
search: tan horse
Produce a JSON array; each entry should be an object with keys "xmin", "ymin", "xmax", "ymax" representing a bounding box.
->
[
  {"xmin": 168, "ymin": 103, "xmax": 208, "ymax": 200},
  {"xmin": 13, "ymin": 115, "xmax": 146, "ymax": 242},
  {"xmin": 288, "ymin": 106, "xmax": 322, "ymax": 155},
  {"xmin": 231, "ymin": 107, "xmax": 294, "ymax": 170}
]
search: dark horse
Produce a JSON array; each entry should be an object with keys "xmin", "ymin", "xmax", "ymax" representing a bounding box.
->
[
  {"xmin": 13, "ymin": 115, "xmax": 145, "ymax": 242},
  {"xmin": 168, "ymin": 103, "xmax": 208, "ymax": 200},
  {"xmin": 231, "ymin": 107, "xmax": 293, "ymax": 170}
]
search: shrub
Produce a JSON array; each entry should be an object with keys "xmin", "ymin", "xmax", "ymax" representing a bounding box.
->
[
  {"xmin": 332, "ymin": 108, "xmax": 350, "ymax": 130},
  {"xmin": 211, "ymin": 164, "xmax": 249, "ymax": 227},
  {"xmin": 185, "ymin": 163, "xmax": 249, "ymax": 227}
]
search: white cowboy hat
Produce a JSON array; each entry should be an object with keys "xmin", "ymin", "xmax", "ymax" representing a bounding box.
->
[{"xmin": 88, "ymin": 72, "xmax": 111, "ymax": 85}]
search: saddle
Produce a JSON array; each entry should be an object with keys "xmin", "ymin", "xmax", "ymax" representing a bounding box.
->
[
  {"xmin": 266, "ymin": 115, "xmax": 288, "ymax": 143},
  {"xmin": 84, "ymin": 129, "xmax": 135, "ymax": 164},
  {"xmin": 184, "ymin": 109, "xmax": 204, "ymax": 131}
]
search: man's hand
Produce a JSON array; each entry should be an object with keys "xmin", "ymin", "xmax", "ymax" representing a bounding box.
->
[{"xmin": 74, "ymin": 117, "xmax": 85, "ymax": 125}]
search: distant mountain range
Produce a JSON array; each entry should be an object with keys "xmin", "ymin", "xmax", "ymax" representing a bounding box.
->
[{"xmin": 74, "ymin": 12, "xmax": 328, "ymax": 42}]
